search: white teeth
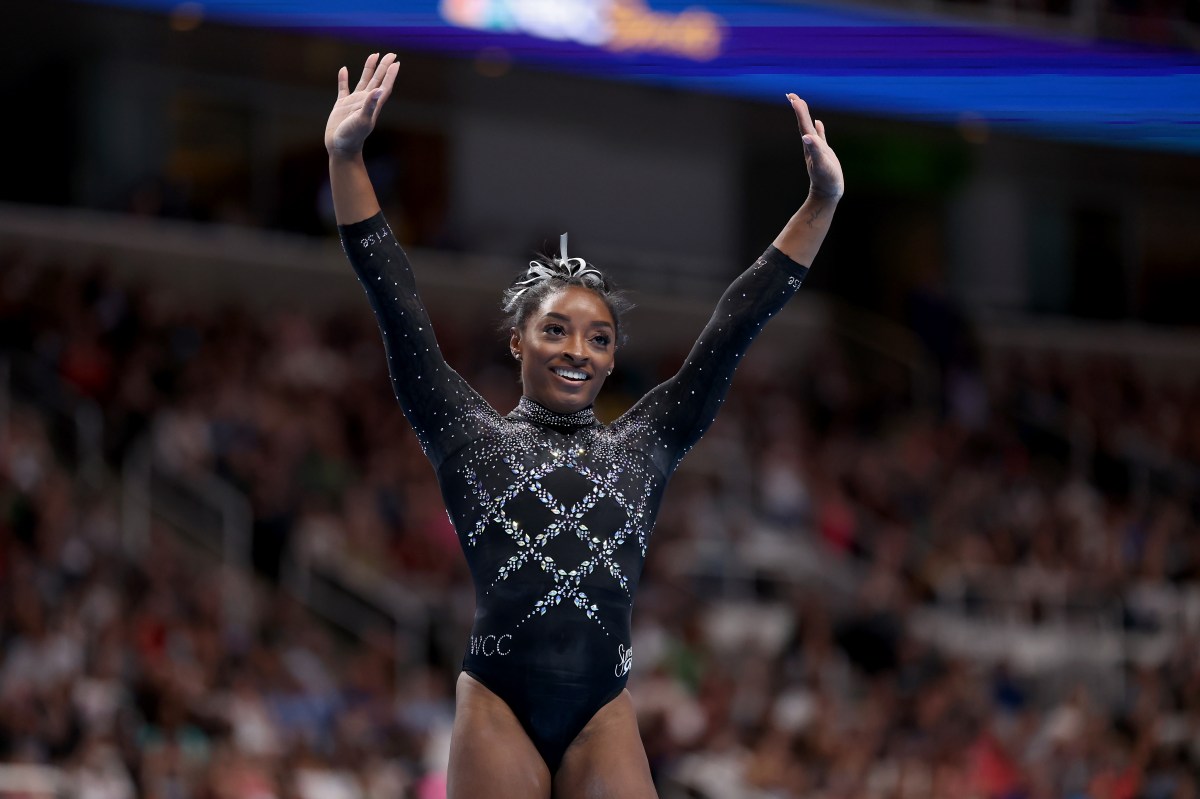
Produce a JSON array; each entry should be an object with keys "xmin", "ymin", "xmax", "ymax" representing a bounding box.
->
[{"xmin": 553, "ymin": 368, "xmax": 589, "ymax": 381}]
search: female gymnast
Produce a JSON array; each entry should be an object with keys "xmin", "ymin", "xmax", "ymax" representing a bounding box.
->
[{"xmin": 326, "ymin": 52, "xmax": 843, "ymax": 799}]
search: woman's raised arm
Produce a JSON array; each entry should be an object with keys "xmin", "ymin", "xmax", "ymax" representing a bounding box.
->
[
  {"xmin": 615, "ymin": 95, "xmax": 843, "ymax": 474},
  {"xmin": 325, "ymin": 52, "xmax": 400, "ymax": 224},
  {"xmin": 325, "ymin": 54, "xmax": 496, "ymax": 468}
]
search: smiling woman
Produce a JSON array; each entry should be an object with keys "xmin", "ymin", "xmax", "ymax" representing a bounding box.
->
[
  {"xmin": 500, "ymin": 242, "xmax": 632, "ymax": 414},
  {"xmin": 511, "ymin": 285, "xmax": 616, "ymax": 414},
  {"xmin": 325, "ymin": 52, "xmax": 842, "ymax": 799}
]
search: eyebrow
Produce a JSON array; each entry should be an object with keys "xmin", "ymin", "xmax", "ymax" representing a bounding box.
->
[{"xmin": 542, "ymin": 311, "xmax": 614, "ymax": 330}]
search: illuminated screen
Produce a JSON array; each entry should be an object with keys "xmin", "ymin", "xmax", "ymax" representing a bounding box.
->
[{"xmin": 81, "ymin": 0, "xmax": 1200, "ymax": 152}]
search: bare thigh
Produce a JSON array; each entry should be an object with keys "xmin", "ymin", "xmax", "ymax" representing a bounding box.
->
[
  {"xmin": 447, "ymin": 672, "xmax": 552, "ymax": 799},
  {"xmin": 553, "ymin": 690, "xmax": 658, "ymax": 799}
]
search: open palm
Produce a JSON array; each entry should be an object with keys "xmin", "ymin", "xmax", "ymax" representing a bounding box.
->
[{"xmin": 325, "ymin": 53, "xmax": 400, "ymax": 157}]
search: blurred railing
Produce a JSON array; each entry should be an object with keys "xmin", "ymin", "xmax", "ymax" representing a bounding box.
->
[
  {"xmin": 661, "ymin": 523, "xmax": 862, "ymax": 598},
  {"xmin": 121, "ymin": 428, "xmax": 433, "ymax": 677},
  {"xmin": 979, "ymin": 316, "xmax": 1200, "ymax": 371},
  {"xmin": 0, "ymin": 345, "xmax": 432, "ymax": 683},
  {"xmin": 121, "ymin": 434, "xmax": 252, "ymax": 599}
]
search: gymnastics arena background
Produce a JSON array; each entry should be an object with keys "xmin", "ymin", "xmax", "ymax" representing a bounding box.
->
[{"xmin": 1, "ymin": 0, "xmax": 1200, "ymax": 796}]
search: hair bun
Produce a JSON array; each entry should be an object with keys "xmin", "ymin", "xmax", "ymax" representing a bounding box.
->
[
  {"xmin": 508, "ymin": 233, "xmax": 605, "ymax": 303},
  {"xmin": 500, "ymin": 234, "xmax": 632, "ymax": 344}
]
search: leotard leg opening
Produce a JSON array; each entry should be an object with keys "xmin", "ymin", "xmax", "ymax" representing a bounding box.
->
[{"xmin": 463, "ymin": 668, "xmax": 627, "ymax": 774}]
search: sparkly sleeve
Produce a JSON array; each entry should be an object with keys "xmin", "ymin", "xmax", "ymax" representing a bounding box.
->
[
  {"xmin": 617, "ymin": 245, "xmax": 809, "ymax": 474},
  {"xmin": 339, "ymin": 212, "xmax": 495, "ymax": 468}
]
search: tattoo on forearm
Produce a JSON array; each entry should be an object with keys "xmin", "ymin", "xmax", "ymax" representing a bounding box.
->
[{"xmin": 804, "ymin": 206, "xmax": 824, "ymax": 227}]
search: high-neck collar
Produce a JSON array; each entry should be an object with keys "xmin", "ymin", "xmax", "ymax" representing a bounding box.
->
[{"xmin": 512, "ymin": 396, "xmax": 598, "ymax": 428}]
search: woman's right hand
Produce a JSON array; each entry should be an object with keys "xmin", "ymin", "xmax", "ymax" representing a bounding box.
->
[{"xmin": 325, "ymin": 53, "xmax": 400, "ymax": 158}]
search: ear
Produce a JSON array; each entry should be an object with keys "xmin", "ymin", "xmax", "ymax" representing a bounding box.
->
[{"xmin": 509, "ymin": 327, "xmax": 522, "ymax": 361}]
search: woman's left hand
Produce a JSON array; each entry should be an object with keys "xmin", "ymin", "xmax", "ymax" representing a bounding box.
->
[{"xmin": 786, "ymin": 94, "xmax": 844, "ymax": 201}]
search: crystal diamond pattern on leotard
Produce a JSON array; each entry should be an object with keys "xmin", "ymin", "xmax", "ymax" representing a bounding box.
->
[{"xmin": 464, "ymin": 438, "xmax": 655, "ymax": 632}]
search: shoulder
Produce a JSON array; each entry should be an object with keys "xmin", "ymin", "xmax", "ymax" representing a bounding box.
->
[{"xmin": 599, "ymin": 414, "xmax": 674, "ymax": 475}]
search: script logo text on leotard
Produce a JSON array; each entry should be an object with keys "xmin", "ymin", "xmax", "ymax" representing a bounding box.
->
[{"xmin": 615, "ymin": 644, "xmax": 633, "ymax": 677}]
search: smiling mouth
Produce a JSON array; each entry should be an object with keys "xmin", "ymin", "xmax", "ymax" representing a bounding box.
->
[{"xmin": 552, "ymin": 367, "xmax": 591, "ymax": 382}]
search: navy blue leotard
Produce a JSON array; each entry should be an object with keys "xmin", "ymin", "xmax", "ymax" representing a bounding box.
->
[{"xmin": 339, "ymin": 213, "xmax": 808, "ymax": 772}]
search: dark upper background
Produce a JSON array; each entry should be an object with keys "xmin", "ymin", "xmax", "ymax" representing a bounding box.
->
[{"xmin": 2, "ymin": 0, "xmax": 1199, "ymax": 328}]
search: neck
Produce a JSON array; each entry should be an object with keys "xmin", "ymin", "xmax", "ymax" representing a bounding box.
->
[{"xmin": 515, "ymin": 396, "xmax": 596, "ymax": 427}]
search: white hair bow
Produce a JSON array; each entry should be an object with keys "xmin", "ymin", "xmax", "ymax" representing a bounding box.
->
[{"xmin": 510, "ymin": 233, "xmax": 603, "ymax": 299}]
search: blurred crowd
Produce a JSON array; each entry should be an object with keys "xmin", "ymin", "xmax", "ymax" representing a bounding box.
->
[{"xmin": 2, "ymin": 248, "xmax": 1199, "ymax": 799}]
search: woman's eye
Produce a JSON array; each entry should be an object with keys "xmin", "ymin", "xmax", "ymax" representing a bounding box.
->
[
  {"xmin": 544, "ymin": 325, "xmax": 564, "ymax": 336},
  {"xmin": 593, "ymin": 335, "xmax": 610, "ymax": 346}
]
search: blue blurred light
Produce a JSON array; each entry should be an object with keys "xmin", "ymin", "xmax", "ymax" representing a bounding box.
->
[{"xmin": 81, "ymin": 0, "xmax": 1200, "ymax": 151}]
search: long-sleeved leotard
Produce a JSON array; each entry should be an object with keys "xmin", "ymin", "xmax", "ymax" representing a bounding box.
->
[{"xmin": 340, "ymin": 213, "xmax": 809, "ymax": 772}]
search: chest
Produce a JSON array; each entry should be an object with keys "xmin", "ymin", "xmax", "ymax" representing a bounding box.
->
[{"xmin": 439, "ymin": 422, "xmax": 665, "ymax": 550}]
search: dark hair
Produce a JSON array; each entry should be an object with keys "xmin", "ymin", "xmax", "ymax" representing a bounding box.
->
[{"xmin": 501, "ymin": 254, "xmax": 633, "ymax": 347}]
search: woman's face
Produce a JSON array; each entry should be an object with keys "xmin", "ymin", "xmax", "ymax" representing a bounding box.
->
[{"xmin": 511, "ymin": 286, "xmax": 616, "ymax": 414}]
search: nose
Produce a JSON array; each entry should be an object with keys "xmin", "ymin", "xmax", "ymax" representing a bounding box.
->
[{"xmin": 563, "ymin": 334, "xmax": 588, "ymax": 362}]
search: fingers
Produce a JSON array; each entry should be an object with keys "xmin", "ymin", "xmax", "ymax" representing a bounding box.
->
[
  {"xmin": 380, "ymin": 61, "xmax": 400, "ymax": 96},
  {"xmin": 349, "ymin": 52, "xmax": 398, "ymax": 119},
  {"xmin": 786, "ymin": 93, "xmax": 816, "ymax": 137},
  {"xmin": 367, "ymin": 53, "xmax": 398, "ymax": 92},
  {"xmin": 362, "ymin": 63, "xmax": 400, "ymax": 124},
  {"xmin": 355, "ymin": 53, "xmax": 379, "ymax": 93},
  {"xmin": 783, "ymin": 96, "xmax": 843, "ymax": 197}
]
